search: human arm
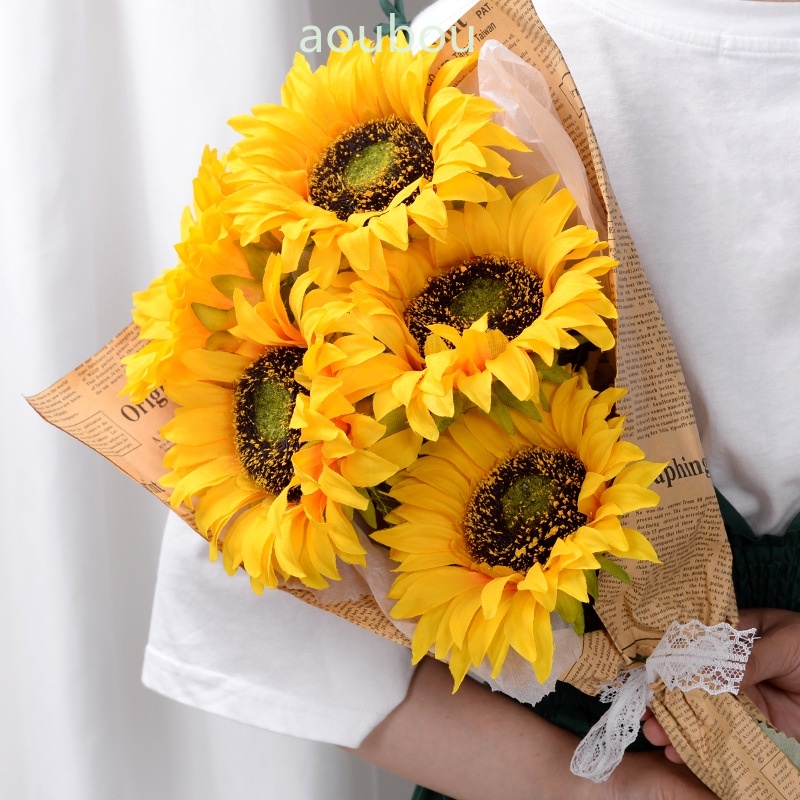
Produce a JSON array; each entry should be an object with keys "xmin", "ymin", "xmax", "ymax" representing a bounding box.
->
[
  {"xmin": 643, "ymin": 608, "xmax": 800, "ymax": 763},
  {"xmin": 348, "ymin": 655, "xmax": 716, "ymax": 800}
]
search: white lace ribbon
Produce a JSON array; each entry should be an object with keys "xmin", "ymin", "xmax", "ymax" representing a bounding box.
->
[{"xmin": 569, "ymin": 620, "xmax": 757, "ymax": 783}]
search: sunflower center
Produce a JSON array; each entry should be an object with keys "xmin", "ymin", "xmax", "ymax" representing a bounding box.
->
[
  {"xmin": 252, "ymin": 380, "xmax": 294, "ymax": 443},
  {"xmin": 404, "ymin": 256, "xmax": 544, "ymax": 354},
  {"xmin": 501, "ymin": 475, "xmax": 559, "ymax": 528},
  {"xmin": 343, "ymin": 141, "xmax": 396, "ymax": 188},
  {"xmin": 463, "ymin": 447, "xmax": 587, "ymax": 573},
  {"xmin": 450, "ymin": 276, "xmax": 508, "ymax": 324},
  {"xmin": 233, "ymin": 347, "xmax": 308, "ymax": 496},
  {"xmin": 308, "ymin": 116, "xmax": 434, "ymax": 221}
]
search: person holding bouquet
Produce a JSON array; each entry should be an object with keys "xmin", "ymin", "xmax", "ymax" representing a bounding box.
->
[{"xmin": 138, "ymin": 0, "xmax": 800, "ymax": 798}]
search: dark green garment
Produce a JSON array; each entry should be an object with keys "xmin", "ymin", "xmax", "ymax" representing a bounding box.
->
[
  {"xmin": 413, "ymin": 490, "xmax": 800, "ymax": 800},
  {"xmin": 717, "ymin": 489, "xmax": 800, "ymax": 611}
]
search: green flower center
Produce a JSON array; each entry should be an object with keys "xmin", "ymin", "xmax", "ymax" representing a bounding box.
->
[
  {"xmin": 404, "ymin": 256, "xmax": 544, "ymax": 354},
  {"xmin": 463, "ymin": 447, "xmax": 587, "ymax": 573},
  {"xmin": 501, "ymin": 474, "xmax": 560, "ymax": 529},
  {"xmin": 343, "ymin": 141, "xmax": 396, "ymax": 188},
  {"xmin": 233, "ymin": 347, "xmax": 308, "ymax": 497},
  {"xmin": 449, "ymin": 276, "xmax": 508, "ymax": 323},
  {"xmin": 252, "ymin": 380, "xmax": 294, "ymax": 443},
  {"xmin": 308, "ymin": 116, "xmax": 434, "ymax": 221}
]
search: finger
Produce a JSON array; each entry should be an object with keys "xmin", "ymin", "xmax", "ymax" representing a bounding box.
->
[
  {"xmin": 641, "ymin": 707, "xmax": 653, "ymax": 722},
  {"xmin": 641, "ymin": 718, "xmax": 687, "ymax": 764},
  {"xmin": 664, "ymin": 744, "xmax": 685, "ymax": 765},
  {"xmin": 737, "ymin": 608, "xmax": 761, "ymax": 632},
  {"xmin": 641, "ymin": 718, "xmax": 688, "ymax": 765},
  {"xmin": 742, "ymin": 610, "xmax": 800, "ymax": 691},
  {"xmin": 642, "ymin": 717, "xmax": 671, "ymax": 747},
  {"xmin": 739, "ymin": 608, "xmax": 767, "ymax": 689}
]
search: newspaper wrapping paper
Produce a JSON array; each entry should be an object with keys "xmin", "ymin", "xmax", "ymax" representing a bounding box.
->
[
  {"xmin": 570, "ymin": 620, "xmax": 757, "ymax": 782},
  {"xmin": 26, "ymin": 1, "xmax": 800, "ymax": 797}
]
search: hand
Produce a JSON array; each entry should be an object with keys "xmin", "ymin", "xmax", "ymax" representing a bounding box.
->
[
  {"xmin": 643, "ymin": 608, "xmax": 800, "ymax": 763},
  {"xmin": 351, "ymin": 656, "xmax": 715, "ymax": 800},
  {"xmin": 605, "ymin": 750, "xmax": 717, "ymax": 800}
]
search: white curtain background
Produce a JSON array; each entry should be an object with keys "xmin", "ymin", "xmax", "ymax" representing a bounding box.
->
[{"xmin": 1, "ymin": 0, "xmax": 421, "ymax": 797}]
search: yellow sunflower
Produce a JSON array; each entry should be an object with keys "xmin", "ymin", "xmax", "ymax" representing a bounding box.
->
[
  {"xmin": 342, "ymin": 178, "xmax": 618, "ymax": 440},
  {"xmin": 373, "ymin": 374, "xmax": 663, "ymax": 689},
  {"xmin": 160, "ymin": 252, "xmax": 419, "ymax": 591},
  {"xmin": 122, "ymin": 146, "xmax": 279, "ymax": 402},
  {"xmin": 221, "ymin": 37, "xmax": 526, "ymax": 290}
]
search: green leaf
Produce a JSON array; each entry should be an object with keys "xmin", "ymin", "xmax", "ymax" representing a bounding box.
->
[
  {"xmin": 452, "ymin": 391, "xmax": 470, "ymax": 416},
  {"xmin": 540, "ymin": 363, "xmax": 572, "ymax": 384},
  {"xmin": 571, "ymin": 606, "xmax": 586, "ymax": 637},
  {"xmin": 584, "ymin": 569, "xmax": 599, "ymax": 601},
  {"xmin": 554, "ymin": 590, "xmax": 581, "ymax": 622},
  {"xmin": 538, "ymin": 384, "xmax": 551, "ymax": 413},
  {"xmin": 485, "ymin": 393, "xmax": 515, "ymax": 434},
  {"xmin": 434, "ymin": 392, "xmax": 473, "ymax": 433},
  {"xmin": 367, "ymin": 485, "xmax": 399, "ymax": 527},
  {"xmin": 375, "ymin": 0, "xmax": 409, "ymax": 36},
  {"xmin": 596, "ymin": 554, "xmax": 631, "ymax": 585},
  {"xmin": 492, "ymin": 382, "xmax": 542, "ymax": 422},
  {"xmin": 555, "ymin": 591, "xmax": 586, "ymax": 636},
  {"xmin": 435, "ymin": 414, "xmax": 457, "ymax": 433},
  {"xmin": 296, "ymin": 242, "xmax": 315, "ymax": 273},
  {"xmin": 240, "ymin": 242, "xmax": 275, "ymax": 282},
  {"xmin": 192, "ymin": 303, "xmax": 236, "ymax": 332},
  {"xmin": 211, "ymin": 274, "xmax": 264, "ymax": 304},
  {"xmin": 530, "ymin": 353, "xmax": 572, "ymax": 386},
  {"xmin": 356, "ymin": 488, "xmax": 378, "ymax": 530},
  {"xmin": 377, "ymin": 407, "xmax": 409, "ymax": 437},
  {"xmin": 279, "ymin": 274, "xmax": 299, "ymax": 323},
  {"xmin": 205, "ymin": 330, "xmax": 239, "ymax": 352}
]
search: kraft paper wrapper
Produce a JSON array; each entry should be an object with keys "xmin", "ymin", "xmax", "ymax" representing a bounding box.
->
[{"xmin": 27, "ymin": 2, "xmax": 800, "ymax": 796}]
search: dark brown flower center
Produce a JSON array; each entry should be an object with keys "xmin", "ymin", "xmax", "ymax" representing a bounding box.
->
[
  {"xmin": 308, "ymin": 116, "xmax": 434, "ymax": 220},
  {"xmin": 463, "ymin": 447, "xmax": 586, "ymax": 572},
  {"xmin": 232, "ymin": 347, "xmax": 307, "ymax": 496},
  {"xmin": 404, "ymin": 256, "xmax": 544, "ymax": 354}
]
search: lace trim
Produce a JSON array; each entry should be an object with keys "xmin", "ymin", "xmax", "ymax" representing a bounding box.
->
[{"xmin": 570, "ymin": 620, "xmax": 756, "ymax": 783}]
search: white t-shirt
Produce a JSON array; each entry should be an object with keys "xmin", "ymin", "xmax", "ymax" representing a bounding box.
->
[
  {"xmin": 143, "ymin": 513, "xmax": 415, "ymax": 747},
  {"xmin": 143, "ymin": 0, "xmax": 800, "ymax": 747}
]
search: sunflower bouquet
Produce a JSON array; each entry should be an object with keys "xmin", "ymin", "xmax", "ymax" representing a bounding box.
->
[
  {"xmin": 115, "ymin": 33, "xmax": 667, "ymax": 705},
  {"xmin": 28, "ymin": 1, "xmax": 800, "ymax": 793}
]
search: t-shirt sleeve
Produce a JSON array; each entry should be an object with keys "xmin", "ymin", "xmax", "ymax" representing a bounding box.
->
[{"xmin": 142, "ymin": 514, "xmax": 415, "ymax": 748}]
